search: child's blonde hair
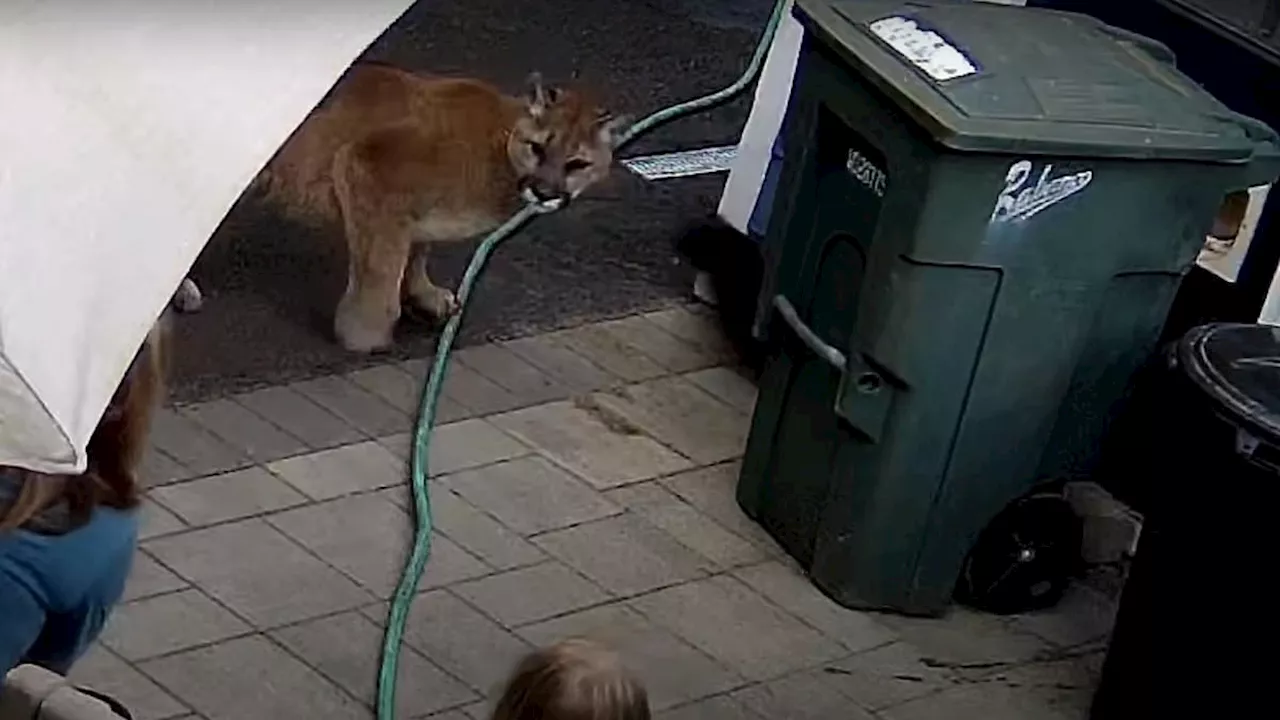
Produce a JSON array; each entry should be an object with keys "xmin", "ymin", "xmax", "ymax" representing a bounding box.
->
[{"xmin": 491, "ymin": 639, "xmax": 650, "ymax": 720}]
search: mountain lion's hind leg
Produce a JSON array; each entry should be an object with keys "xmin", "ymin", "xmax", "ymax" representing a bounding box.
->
[
  {"xmin": 403, "ymin": 242, "xmax": 459, "ymax": 322},
  {"xmin": 331, "ymin": 147, "xmax": 411, "ymax": 353}
]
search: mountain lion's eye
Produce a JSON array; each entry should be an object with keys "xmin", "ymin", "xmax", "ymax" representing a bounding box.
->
[
  {"xmin": 527, "ymin": 142, "xmax": 546, "ymax": 160},
  {"xmin": 564, "ymin": 159, "xmax": 590, "ymax": 173}
]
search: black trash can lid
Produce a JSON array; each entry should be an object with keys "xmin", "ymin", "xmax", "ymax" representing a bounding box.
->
[{"xmin": 1179, "ymin": 323, "xmax": 1280, "ymax": 442}]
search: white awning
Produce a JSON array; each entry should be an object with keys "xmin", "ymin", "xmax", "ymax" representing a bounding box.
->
[{"xmin": 0, "ymin": 0, "xmax": 414, "ymax": 473}]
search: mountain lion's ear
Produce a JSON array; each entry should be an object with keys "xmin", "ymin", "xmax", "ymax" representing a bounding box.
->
[
  {"xmin": 526, "ymin": 72, "xmax": 560, "ymax": 117},
  {"xmin": 596, "ymin": 112, "xmax": 633, "ymax": 148}
]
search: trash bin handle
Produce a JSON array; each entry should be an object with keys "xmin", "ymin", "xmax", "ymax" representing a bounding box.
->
[{"xmin": 772, "ymin": 295, "xmax": 848, "ymax": 372}]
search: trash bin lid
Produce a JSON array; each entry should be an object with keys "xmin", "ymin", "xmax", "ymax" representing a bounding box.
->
[
  {"xmin": 1179, "ymin": 323, "xmax": 1280, "ymax": 442},
  {"xmin": 794, "ymin": 0, "xmax": 1279, "ymax": 163}
]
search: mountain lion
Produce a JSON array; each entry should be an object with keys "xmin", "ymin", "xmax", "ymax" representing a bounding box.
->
[{"xmin": 253, "ymin": 63, "xmax": 629, "ymax": 351}]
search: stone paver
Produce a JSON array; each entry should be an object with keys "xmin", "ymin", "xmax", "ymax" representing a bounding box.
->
[
  {"xmin": 102, "ymin": 589, "xmax": 250, "ymax": 661},
  {"xmin": 271, "ymin": 612, "xmax": 478, "ymax": 719},
  {"xmin": 292, "ymin": 375, "xmax": 410, "ymax": 437},
  {"xmin": 180, "ymin": 399, "xmax": 309, "ymax": 463},
  {"xmin": 234, "ymin": 386, "xmax": 363, "ymax": 449},
  {"xmin": 456, "ymin": 343, "xmax": 570, "ymax": 406},
  {"xmin": 605, "ymin": 482, "xmax": 767, "ymax": 569},
  {"xmin": 521, "ymin": 604, "xmax": 741, "ymax": 711},
  {"xmin": 732, "ymin": 561, "xmax": 897, "ymax": 654},
  {"xmin": 121, "ymin": 550, "xmax": 188, "ymax": 603},
  {"xmin": 503, "ymin": 334, "xmax": 617, "ymax": 393},
  {"xmin": 441, "ymin": 456, "xmax": 620, "ymax": 535},
  {"xmin": 491, "ymin": 400, "xmax": 691, "ymax": 489},
  {"xmin": 79, "ymin": 312, "xmax": 1106, "ymax": 720},
  {"xmin": 534, "ymin": 514, "xmax": 714, "ymax": 596},
  {"xmin": 382, "ymin": 485, "xmax": 545, "ymax": 571},
  {"xmin": 630, "ymin": 575, "xmax": 844, "ymax": 682},
  {"xmin": 139, "ymin": 635, "xmax": 367, "ymax": 720},
  {"xmin": 548, "ymin": 324, "xmax": 668, "ymax": 383},
  {"xmin": 593, "ymin": 377, "xmax": 748, "ymax": 465},
  {"xmin": 365, "ymin": 590, "xmax": 531, "ymax": 695},
  {"xmin": 149, "ymin": 467, "xmax": 308, "ymax": 526},
  {"xmin": 148, "ymin": 409, "xmax": 251, "ymax": 477},
  {"xmin": 267, "ymin": 441, "xmax": 404, "ymax": 500},
  {"xmin": 818, "ymin": 642, "xmax": 959, "ymax": 712},
  {"xmin": 379, "ymin": 418, "xmax": 530, "ymax": 476},
  {"xmin": 267, "ymin": 494, "xmax": 488, "ymax": 597},
  {"xmin": 70, "ymin": 646, "xmax": 189, "ymax": 720},
  {"xmin": 452, "ymin": 562, "xmax": 609, "ymax": 627},
  {"xmin": 731, "ymin": 671, "xmax": 877, "ymax": 720},
  {"xmin": 145, "ymin": 519, "xmax": 372, "ymax": 628}
]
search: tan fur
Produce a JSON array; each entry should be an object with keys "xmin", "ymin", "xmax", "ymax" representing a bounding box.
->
[{"xmin": 256, "ymin": 63, "xmax": 628, "ymax": 352}]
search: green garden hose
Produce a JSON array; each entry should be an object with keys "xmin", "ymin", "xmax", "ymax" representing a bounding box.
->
[{"xmin": 376, "ymin": 1, "xmax": 790, "ymax": 716}]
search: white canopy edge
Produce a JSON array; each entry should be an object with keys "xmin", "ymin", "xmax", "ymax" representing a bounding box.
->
[{"xmin": 0, "ymin": 0, "xmax": 415, "ymax": 474}]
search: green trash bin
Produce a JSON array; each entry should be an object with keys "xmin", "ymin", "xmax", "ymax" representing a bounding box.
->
[{"xmin": 737, "ymin": 0, "xmax": 1280, "ymax": 617}]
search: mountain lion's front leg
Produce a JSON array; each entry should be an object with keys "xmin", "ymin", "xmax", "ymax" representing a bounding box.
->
[{"xmin": 403, "ymin": 242, "xmax": 460, "ymax": 322}]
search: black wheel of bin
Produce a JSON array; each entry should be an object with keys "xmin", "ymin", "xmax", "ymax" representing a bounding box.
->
[{"xmin": 956, "ymin": 491, "xmax": 1083, "ymax": 615}]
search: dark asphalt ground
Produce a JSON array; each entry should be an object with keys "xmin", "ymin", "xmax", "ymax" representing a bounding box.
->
[{"xmin": 173, "ymin": 0, "xmax": 776, "ymax": 401}]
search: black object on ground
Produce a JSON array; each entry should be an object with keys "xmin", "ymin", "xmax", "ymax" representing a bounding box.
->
[
  {"xmin": 673, "ymin": 217, "xmax": 767, "ymax": 377},
  {"xmin": 955, "ymin": 489, "xmax": 1083, "ymax": 616},
  {"xmin": 1092, "ymin": 322, "xmax": 1280, "ymax": 720}
]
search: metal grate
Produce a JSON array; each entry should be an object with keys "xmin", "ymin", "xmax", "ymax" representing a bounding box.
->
[{"xmin": 621, "ymin": 145, "xmax": 739, "ymax": 180}]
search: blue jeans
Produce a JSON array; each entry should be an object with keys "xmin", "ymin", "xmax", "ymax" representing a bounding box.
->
[{"xmin": 0, "ymin": 508, "xmax": 138, "ymax": 674}]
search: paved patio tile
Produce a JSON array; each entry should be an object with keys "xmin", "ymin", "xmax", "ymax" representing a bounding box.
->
[
  {"xmin": 598, "ymin": 316, "xmax": 720, "ymax": 373},
  {"xmin": 381, "ymin": 486, "xmax": 545, "ymax": 571},
  {"xmin": 292, "ymin": 376, "xmax": 410, "ymax": 437},
  {"xmin": 456, "ymin": 343, "xmax": 570, "ymax": 406},
  {"xmin": 630, "ymin": 576, "xmax": 844, "ymax": 682},
  {"xmin": 657, "ymin": 695, "xmax": 759, "ymax": 720},
  {"xmin": 234, "ymin": 386, "xmax": 363, "ymax": 450},
  {"xmin": 642, "ymin": 307, "xmax": 736, "ymax": 361},
  {"xmin": 271, "ymin": 612, "xmax": 478, "ymax": 719},
  {"xmin": 122, "ymin": 550, "xmax": 188, "ymax": 603},
  {"xmin": 605, "ymin": 483, "xmax": 767, "ymax": 569},
  {"xmin": 149, "ymin": 467, "xmax": 308, "ymax": 526},
  {"xmin": 180, "ymin": 399, "xmax": 308, "ymax": 463},
  {"xmin": 267, "ymin": 494, "xmax": 488, "ymax": 598},
  {"xmin": 684, "ymin": 367, "xmax": 758, "ymax": 414},
  {"xmin": 149, "ymin": 409, "xmax": 251, "ymax": 477},
  {"xmin": 502, "ymin": 334, "xmax": 617, "ymax": 393},
  {"xmin": 874, "ymin": 608, "xmax": 1049, "ymax": 669},
  {"xmin": 145, "ymin": 519, "xmax": 372, "ymax": 628},
  {"xmin": 267, "ymin": 441, "xmax": 405, "ymax": 500},
  {"xmin": 491, "ymin": 401, "xmax": 692, "ymax": 489},
  {"xmin": 548, "ymin": 324, "xmax": 667, "ymax": 382},
  {"xmin": 441, "ymin": 456, "xmax": 619, "ymax": 536},
  {"xmin": 347, "ymin": 364, "xmax": 421, "ymax": 414},
  {"xmin": 732, "ymin": 561, "xmax": 897, "ymax": 654},
  {"xmin": 731, "ymin": 671, "xmax": 877, "ymax": 720},
  {"xmin": 138, "ymin": 499, "xmax": 187, "ymax": 541},
  {"xmin": 452, "ymin": 562, "xmax": 609, "ymax": 627},
  {"xmin": 102, "ymin": 589, "xmax": 250, "ymax": 661},
  {"xmin": 817, "ymin": 642, "xmax": 958, "ymax": 711},
  {"xmin": 441, "ymin": 362, "xmax": 522, "ymax": 416},
  {"xmin": 592, "ymin": 377, "xmax": 748, "ymax": 465},
  {"xmin": 395, "ymin": 359, "xmax": 475, "ymax": 423},
  {"xmin": 878, "ymin": 678, "xmax": 1086, "ymax": 720},
  {"xmin": 379, "ymin": 418, "xmax": 530, "ymax": 477},
  {"xmin": 661, "ymin": 463, "xmax": 780, "ymax": 556},
  {"xmin": 365, "ymin": 590, "xmax": 531, "ymax": 695},
  {"xmin": 1009, "ymin": 584, "xmax": 1116, "ymax": 649},
  {"xmin": 534, "ymin": 514, "xmax": 714, "ymax": 596},
  {"xmin": 138, "ymin": 446, "xmax": 194, "ymax": 487},
  {"xmin": 70, "ymin": 646, "xmax": 189, "ymax": 720},
  {"xmin": 521, "ymin": 604, "xmax": 741, "ymax": 711},
  {"xmin": 139, "ymin": 636, "xmax": 366, "ymax": 720}
]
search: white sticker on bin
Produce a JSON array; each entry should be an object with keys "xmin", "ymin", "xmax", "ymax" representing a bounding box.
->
[{"xmin": 869, "ymin": 16, "xmax": 978, "ymax": 82}]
